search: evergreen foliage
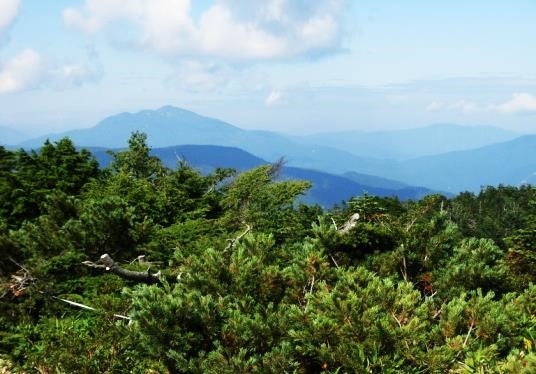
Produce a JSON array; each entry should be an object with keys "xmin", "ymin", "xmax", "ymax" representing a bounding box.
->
[{"xmin": 0, "ymin": 134, "xmax": 534, "ymax": 372}]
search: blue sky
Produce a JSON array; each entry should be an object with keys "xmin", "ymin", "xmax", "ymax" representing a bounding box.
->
[{"xmin": 0, "ymin": 0, "xmax": 535, "ymax": 135}]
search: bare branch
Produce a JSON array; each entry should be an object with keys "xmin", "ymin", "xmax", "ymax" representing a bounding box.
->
[
  {"xmin": 225, "ymin": 224, "xmax": 252, "ymax": 251},
  {"xmin": 83, "ymin": 254, "xmax": 161, "ymax": 284}
]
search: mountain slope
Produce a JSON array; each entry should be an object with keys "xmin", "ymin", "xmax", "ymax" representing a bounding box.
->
[{"xmin": 342, "ymin": 171, "xmax": 409, "ymax": 190}]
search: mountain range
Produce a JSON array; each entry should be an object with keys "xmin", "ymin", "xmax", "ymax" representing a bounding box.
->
[
  {"xmin": 4, "ymin": 105, "xmax": 535, "ymax": 197},
  {"xmin": 90, "ymin": 145, "xmax": 436, "ymax": 207},
  {"xmin": 17, "ymin": 106, "xmax": 390, "ymax": 177},
  {"xmin": 388, "ymin": 135, "xmax": 536, "ymax": 192},
  {"xmin": 297, "ymin": 124, "xmax": 518, "ymax": 159}
]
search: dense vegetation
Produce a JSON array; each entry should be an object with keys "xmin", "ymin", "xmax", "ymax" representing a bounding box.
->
[{"xmin": 0, "ymin": 133, "xmax": 534, "ymax": 373}]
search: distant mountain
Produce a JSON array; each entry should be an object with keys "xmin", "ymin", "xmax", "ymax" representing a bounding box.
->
[
  {"xmin": 0, "ymin": 126, "xmax": 30, "ymax": 145},
  {"xmin": 298, "ymin": 124, "xmax": 519, "ymax": 159},
  {"xmin": 376, "ymin": 135, "xmax": 536, "ymax": 193},
  {"xmin": 20, "ymin": 106, "xmax": 534, "ymax": 194},
  {"xmin": 90, "ymin": 144, "xmax": 437, "ymax": 206},
  {"xmin": 19, "ymin": 106, "xmax": 393, "ymax": 176},
  {"xmin": 21, "ymin": 106, "xmax": 242, "ymax": 149}
]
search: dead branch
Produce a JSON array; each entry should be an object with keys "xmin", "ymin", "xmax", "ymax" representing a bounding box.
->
[
  {"xmin": 338, "ymin": 213, "xmax": 360, "ymax": 234},
  {"xmin": 2, "ymin": 257, "xmax": 34, "ymax": 297},
  {"xmin": 83, "ymin": 254, "xmax": 161, "ymax": 284},
  {"xmin": 224, "ymin": 224, "xmax": 252, "ymax": 251},
  {"xmin": 269, "ymin": 157, "xmax": 286, "ymax": 179}
]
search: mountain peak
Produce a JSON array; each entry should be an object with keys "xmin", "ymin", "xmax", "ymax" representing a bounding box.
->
[{"xmin": 156, "ymin": 105, "xmax": 193, "ymax": 115}]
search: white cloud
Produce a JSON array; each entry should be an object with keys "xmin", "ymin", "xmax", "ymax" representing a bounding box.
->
[
  {"xmin": 449, "ymin": 100, "xmax": 480, "ymax": 114},
  {"xmin": 0, "ymin": 0, "xmax": 20, "ymax": 35},
  {"xmin": 58, "ymin": 46, "xmax": 103, "ymax": 87},
  {"xmin": 427, "ymin": 93, "xmax": 536, "ymax": 115},
  {"xmin": 61, "ymin": 63, "xmax": 101, "ymax": 86},
  {"xmin": 497, "ymin": 93, "xmax": 536, "ymax": 114},
  {"xmin": 168, "ymin": 61, "xmax": 231, "ymax": 92},
  {"xmin": 0, "ymin": 46, "xmax": 104, "ymax": 93},
  {"xmin": 63, "ymin": 0, "xmax": 344, "ymax": 60},
  {"xmin": 265, "ymin": 90, "xmax": 283, "ymax": 106},
  {"xmin": 0, "ymin": 49, "xmax": 43, "ymax": 94},
  {"xmin": 426, "ymin": 101, "xmax": 443, "ymax": 111}
]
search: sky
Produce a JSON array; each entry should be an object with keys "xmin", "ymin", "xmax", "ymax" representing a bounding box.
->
[{"xmin": 0, "ymin": 0, "xmax": 536, "ymax": 136}]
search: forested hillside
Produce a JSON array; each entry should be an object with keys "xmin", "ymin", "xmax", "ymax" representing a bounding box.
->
[{"xmin": 0, "ymin": 134, "xmax": 535, "ymax": 372}]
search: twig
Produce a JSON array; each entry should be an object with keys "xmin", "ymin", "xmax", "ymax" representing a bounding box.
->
[
  {"xmin": 8, "ymin": 257, "xmax": 30, "ymax": 273},
  {"xmin": 304, "ymin": 274, "xmax": 315, "ymax": 312},
  {"xmin": 329, "ymin": 254, "xmax": 339, "ymax": 268},
  {"xmin": 53, "ymin": 295, "xmax": 131, "ymax": 321},
  {"xmin": 400, "ymin": 256, "xmax": 408, "ymax": 282},
  {"xmin": 224, "ymin": 224, "xmax": 252, "ymax": 251},
  {"xmin": 455, "ymin": 320, "xmax": 475, "ymax": 359},
  {"xmin": 391, "ymin": 313, "xmax": 403, "ymax": 328},
  {"xmin": 406, "ymin": 217, "xmax": 418, "ymax": 232},
  {"xmin": 330, "ymin": 217, "xmax": 338, "ymax": 230},
  {"xmin": 463, "ymin": 321, "xmax": 474, "ymax": 348}
]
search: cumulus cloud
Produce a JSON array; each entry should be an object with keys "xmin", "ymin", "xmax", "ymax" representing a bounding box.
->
[
  {"xmin": 0, "ymin": 0, "xmax": 20, "ymax": 36},
  {"xmin": 0, "ymin": 49, "xmax": 43, "ymax": 94},
  {"xmin": 265, "ymin": 90, "xmax": 283, "ymax": 106},
  {"xmin": 497, "ymin": 93, "xmax": 536, "ymax": 114},
  {"xmin": 63, "ymin": 0, "xmax": 344, "ymax": 60}
]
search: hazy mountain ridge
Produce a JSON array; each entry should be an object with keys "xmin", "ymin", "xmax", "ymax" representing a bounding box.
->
[
  {"xmin": 298, "ymin": 123, "xmax": 519, "ymax": 159},
  {"xmin": 17, "ymin": 106, "xmax": 397, "ymax": 178},
  {"xmin": 388, "ymin": 135, "xmax": 536, "ymax": 192},
  {"xmin": 15, "ymin": 106, "xmax": 535, "ymax": 194},
  {"xmin": 342, "ymin": 171, "xmax": 409, "ymax": 190}
]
